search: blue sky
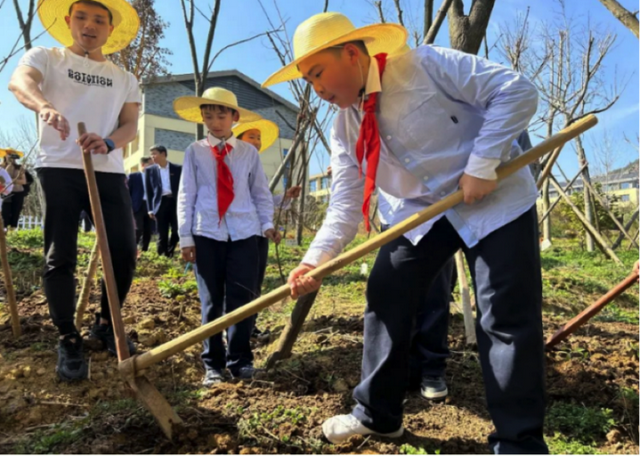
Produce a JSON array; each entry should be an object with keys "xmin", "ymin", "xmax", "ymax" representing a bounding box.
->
[{"xmin": 0, "ymin": 0, "xmax": 638, "ymax": 176}]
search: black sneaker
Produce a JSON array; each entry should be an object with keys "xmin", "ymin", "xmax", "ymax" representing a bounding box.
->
[
  {"xmin": 251, "ymin": 326, "xmax": 271, "ymax": 341},
  {"xmin": 202, "ymin": 369, "xmax": 225, "ymax": 387},
  {"xmin": 230, "ymin": 365, "xmax": 262, "ymax": 380},
  {"xmin": 420, "ymin": 376, "xmax": 448, "ymax": 401},
  {"xmin": 90, "ymin": 313, "xmax": 136, "ymax": 356},
  {"xmin": 56, "ymin": 333, "xmax": 88, "ymax": 382}
]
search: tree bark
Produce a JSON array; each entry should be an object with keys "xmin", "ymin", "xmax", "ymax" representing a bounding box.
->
[
  {"xmin": 597, "ymin": 0, "xmax": 639, "ymax": 38},
  {"xmin": 574, "ymin": 136, "xmax": 596, "ymax": 252},
  {"xmin": 447, "ymin": 0, "xmax": 496, "ymax": 54}
]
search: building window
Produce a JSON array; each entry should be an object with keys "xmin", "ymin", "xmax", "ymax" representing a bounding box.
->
[
  {"xmin": 621, "ymin": 194, "xmax": 630, "ymax": 202},
  {"xmin": 621, "ymin": 182, "xmax": 632, "ymax": 190},
  {"xmin": 321, "ymin": 177, "xmax": 330, "ymax": 189},
  {"xmin": 309, "ymin": 180, "xmax": 317, "ymax": 192}
]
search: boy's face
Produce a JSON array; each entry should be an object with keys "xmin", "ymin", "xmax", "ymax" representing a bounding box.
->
[
  {"xmin": 202, "ymin": 107, "xmax": 239, "ymax": 139},
  {"xmin": 299, "ymin": 44, "xmax": 364, "ymax": 109},
  {"xmin": 66, "ymin": 3, "xmax": 114, "ymax": 52},
  {"xmin": 240, "ymin": 129, "xmax": 262, "ymax": 151}
]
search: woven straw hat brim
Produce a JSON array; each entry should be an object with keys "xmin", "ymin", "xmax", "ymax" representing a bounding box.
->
[
  {"xmin": 233, "ymin": 119, "xmax": 280, "ymax": 153},
  {"xmin": 262, "ymin": 23, "xmax": 407, "ymax": 87},
  {"xmin": 0, "ymin": 149, "xmax": 24, "ymax": 158},
  {"xmin": 173, "ymin": 96, "xmax": 262, "ymax": 124},
  {"xmin": 38, "ymin": 0, "xmax": 140, "ymax": 55}
]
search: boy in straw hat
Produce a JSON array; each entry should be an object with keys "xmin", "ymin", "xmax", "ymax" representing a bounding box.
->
[
  {"xmin": 263, "ymin": 12, "xmax": 546, "ymax": 453},
  {"xmin": 8, "ymin": 0, "xmax": 141, "ymax": 381},
  {"xmin": 233, "ymin": 119, "xmax": 302, "ymax": 340},
  {"xmin": 175, "ymin": 88, "xmax": 278, "ymax": 385}
]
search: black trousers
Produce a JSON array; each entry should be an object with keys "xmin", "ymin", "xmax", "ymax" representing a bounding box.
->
[
  {"xmin": 381, "ymin": 224, "xmax": 454, "ymax": 380},
  {"xmin": 194, "ymin": 235, "xmax": 259, "ymax": 374},
  {"xmin": 37, "ymin": 168, "xmax": 137, "ymax": 335},
  {"xmin": 409, "ymin": 257, "xmax": 454, "ymax": 380},
  {"xmin": 353, "ymin": 206, "xmax": 547, "ymax": 454},
  {"xmin": 133, "ymin": 206, "xmax": 152, "ymax": 252},
  {"xmin": 156, "ymin": 195, "xmax": 179, "ymax": 257},
  {"xmin": 2, "ymin": 191, "xmax": 25, "ymax": 228}
]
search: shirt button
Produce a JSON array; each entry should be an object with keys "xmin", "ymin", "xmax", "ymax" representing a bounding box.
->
[
  {"xmin": 404, "ymin": 158, "xmax": 410, "ymax": 163},
  {"xmin": 423, "ymin": 176, "xmax": 429, "ymax": 182},
  {"xmin": 386, "ymin": 135, "xmax": 392, "ymax": 140}
]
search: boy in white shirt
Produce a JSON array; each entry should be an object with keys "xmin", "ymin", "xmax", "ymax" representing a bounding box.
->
[
  {"xmin": 175, "ymin": 88, "xmax": 278, "ymax": 385},
  {"xmin": 233, "ymin": 119, "xmax": 301, "ymax": 339},
  {"xmin": 8, "ymin": 0, "xmax": 140, "ymax": 381},
  {"xmin": 263, "ymin": 12, "xmax": 546, "ymax": 453}
]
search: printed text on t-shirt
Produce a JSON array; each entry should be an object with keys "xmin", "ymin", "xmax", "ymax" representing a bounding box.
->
[{"xmin": 67, "ymin": 69, "xmax": 113, "ymax": 87}]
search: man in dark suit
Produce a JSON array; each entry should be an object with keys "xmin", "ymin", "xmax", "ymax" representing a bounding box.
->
[
  {"xmin": 129, "ymin": 157, "xmax": 153, "ymax": 252},
  {"xmin": 146, "ymin": 145, "xmax": 182, "ymax": 257}
]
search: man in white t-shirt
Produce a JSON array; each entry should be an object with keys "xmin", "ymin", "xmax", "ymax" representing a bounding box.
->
[{"xmin": 8, "ymin": 0, "xmax": 141, "ymax": 381}]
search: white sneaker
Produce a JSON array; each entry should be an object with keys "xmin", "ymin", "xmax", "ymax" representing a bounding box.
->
[{"xmin": 322, "ymin": 414, "xmax": 404, "ymax": 444}]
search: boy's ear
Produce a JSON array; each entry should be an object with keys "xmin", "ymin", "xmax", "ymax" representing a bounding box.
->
[
  {"xmin": 344, "ymin": 43, "xmax": 360, "ymax": 65},
  {"xmin": 233, "ymin": 111, "xmax": 240, "ymax": 122}
]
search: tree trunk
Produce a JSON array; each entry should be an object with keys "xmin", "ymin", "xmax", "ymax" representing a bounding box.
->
[
  {"xmin": 542, "ymin": 179, "xmax": 552, "ymax": 241},
  {"xmin": 296, "ymin": 146, "xmax": 307, "ymax": 246},
  {"xmin": 597, "ymin": 0, "xmax": 639, "ymax": 38},
  {"xmin": 575, "ymin": 136, "xmax": 595, "ymax": 251},
  {"xmin": 447, "ymin": 0, "xmax": 496, "ymax": 54}
]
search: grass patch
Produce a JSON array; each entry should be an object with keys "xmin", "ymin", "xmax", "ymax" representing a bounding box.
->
[
  {"xmin": 13, "ymin": 422, "xmax": 85, "ymax": 454},
  {"xmin": 547, "ymin": 432, "xmax": 602, "ymax": 455},
  {"xmin": 594, "ymin": 304, "xmax": 639, "ymax": 325},
  {"xmin": 546, "ymin": 402, "xmax": 616, "ymax": 444}
]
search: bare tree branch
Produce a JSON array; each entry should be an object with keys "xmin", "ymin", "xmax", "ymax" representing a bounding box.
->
[
  {"xmin": 423, "ymin": 0, "xmax": 453, "ymax": 44},
  {"xmin": 374, "ymin": 0, "xmax": 386, "ymax": 23},
  {"xmin": 393, "ymin": 0, "xmax": 404, "ymax": 26},
  {"xmin": 596, "ymin": 0, "xmax": 639, "ymax": 38},
  {"xmin": 423, "ymin": 0, "xmax": 434, "ymax": 39}
]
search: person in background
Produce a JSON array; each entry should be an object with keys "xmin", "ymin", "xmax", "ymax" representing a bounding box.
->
[
  {"xmin": 129, "ymin": 157, "xmax": 153, "ymax": 252},
  {"xmin": 145, "ymin": 145, "xmax": 181, "ymax": 257},
  {"xmin": 233, "ymin": 119, "xmax": 302, "ymax": 340},
  {"xmin": 1, "ymin": 151, "xmax": 27, "ymax": 229},
  {"xmin": 175, "ymin": 87, "xmax": 276, "ymax": 385}
]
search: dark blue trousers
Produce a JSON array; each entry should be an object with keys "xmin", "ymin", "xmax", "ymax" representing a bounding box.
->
[
  {"xmin": 194, "ymin": 235, "xmax": 258, "ymax": 374},
  {"xmin": 409, "ymin": 257, "xmax": 454, "ymax": 381},
  {"xmin": 353, "ymin": 206, "xmax": 547, "ymax": 454}
]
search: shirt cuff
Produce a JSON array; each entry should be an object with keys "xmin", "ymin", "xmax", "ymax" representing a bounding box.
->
[
  {"xmin": 302, "ymin": 248, "xmax": 335, "ymax": 267},
  {"xmin": 261, "ymin": 223, "xmax": 274, "ymax": 235},
  {"xmin": 464, "ymin": 155, "xmax": 501, "ymax": 180},
  {"xmin": 180, "ymin": 235, "xmax": 195, "ymax": 248}
]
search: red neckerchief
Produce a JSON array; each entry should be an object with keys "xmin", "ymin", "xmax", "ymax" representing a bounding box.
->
[
  {"xmin": 356, "ymin": 52, "xmax": 388, "ymax": 232},
  {"xmin": 207, "ymin": 139, "xmax": 234, "ymax": 225}
]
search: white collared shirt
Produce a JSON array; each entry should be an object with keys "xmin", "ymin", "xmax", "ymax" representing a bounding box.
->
[
  {"xmin": 159, "ymin": 163, "xmax": 172, "ymax": 195},
  {"xmin": 177, "ymin": 134, "xmax": 275, "ymax": 246},
  {"xmin": 303, "ymin": 45, "xmax": 539, "ymax": 266},
  {"xmin": 141, "ymin": 169, "xmax": 148, "ymax": 201}
]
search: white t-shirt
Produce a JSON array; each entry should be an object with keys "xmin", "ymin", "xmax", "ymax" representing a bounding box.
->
[{"xmin": 18, "ymin": 47, "xmax": 141, "ymax": 174}]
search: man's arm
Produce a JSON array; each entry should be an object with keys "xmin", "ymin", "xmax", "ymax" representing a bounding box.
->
[
  {"xmin": 77, "ymin": 102, "xmax": 139, "ymax": 154},
  {"xmin": 9, "ymin": 66, "xmax": 70, "ymax": 140}
]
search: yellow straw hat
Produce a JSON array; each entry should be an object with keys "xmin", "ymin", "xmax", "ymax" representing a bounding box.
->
[
  {"xmin": 37, "ymin": 0, "xmax": 140, "ymax": 55},
  {"xmin": 233, "ymin": 119, "xmax": 280, "ymax": 153},
  {"xmin": 262, "ymin": 12, "xmax": 408, "ymax": 87},
  {"xmin": 0, "ymin": 148, "xmax": 24, "ymax": 158},
  {"xmin": 173, "ymin": 87, "xmax": 263, "ymax": 124}
]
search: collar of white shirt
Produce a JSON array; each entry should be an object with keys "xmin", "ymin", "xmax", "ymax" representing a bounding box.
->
[
  {"xmin": 206, "ymin": 133, "xmax": 237, "ymax": 150},
  {"xmin": 352, "ymin": 56, "xmax": 382, "ymax": 110}
]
